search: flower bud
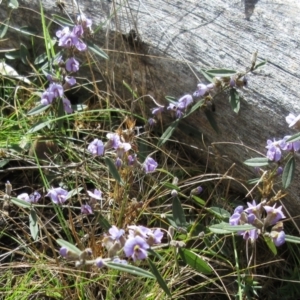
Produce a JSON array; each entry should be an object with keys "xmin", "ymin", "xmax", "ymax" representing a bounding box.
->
[{"xmin": 5, "ymin": 181, "xmax": 12, "ymax": 196}]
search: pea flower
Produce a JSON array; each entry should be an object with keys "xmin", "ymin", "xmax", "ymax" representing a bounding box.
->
[
  {"xmin": 88, "ymin": 139, "xmax": 104, "ymax": 156},
  {"xmin": 48, "ymin": 83, "xmax": 64, "ymax": 98},
  {"xmin": 41, "ymin": 90, "xmax": 55, "ymax": 105},
  {"xmin": 66, "ymin": 57, "xmax": 80, "ymax": 72},
  {"xmin": 81, "ymin": 204, "xmax": 93, "ymax": 215},
  {"xmin": 281, "ymin": 135, "xmax": 300, "ymax": 152},
  {"xmin": 46, "ymin": 187, "xmax": 68, "ymax": 204},
  {"xmin": 143, "ymin": 156, "xmax": 158, "ymax": 173},
  {"xmin": 106, "ymin": 133, "xmax": 121, "ymax": 149},
  {"xmin": 266, "ymin": 139, "xmax": 282, "ymax": 162},
  {"xmin": 244, "ymin": 200, "xmax": 262, "ymax": 218},
  {"xmin": 116, "ymin": 142, "xmax": 131, "ymax": 158},
  {"xmin": 264, "ymin": 204, "xmax": 286, "ymax": 227},
  {"xmin": 151, "ymin": 106, "xmax": 164, "ymax": 115},
  {"xmin": 87, "ymin": 189, "xmax": 102, "ymax": 200},
  {"xmin": 62, "ymin": 98, "xmax": 73, "ymax": 114},
  {"xmin": 286, "ymin": 113, "xmax": 300, "ymax": 129},
  {"xmin": 123, "ymin": 236, "xmax": 149, "ymax": 261},
  {"xmin": 177, "ymin": 94, "xmax": 193, "ymax": 110}
]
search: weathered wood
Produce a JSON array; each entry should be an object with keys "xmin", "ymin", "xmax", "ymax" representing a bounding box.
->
[{"xmin": 2, "ymin": 0, "xmax": 300, "ymax": 217}]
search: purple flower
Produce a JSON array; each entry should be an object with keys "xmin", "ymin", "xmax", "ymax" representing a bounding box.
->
[
  {"xmin": 277, "ymin": 167, "xmax": 283, "ymax": 176},
  {"xmin": 264, "ymin": 204, "xmax": 286, "ymax": 226},
  {"xmin": 115, "ymin": 157, "xmax": 122, "ymax": 168},
  {"xmin": 106, "ymin": 133, "xmax": 121, "ymax": 149},
  {"xmin": 148, "ymin": 118, "xmax": 156, "ymax": 126},
  {"xmin": 59, "ymin": 246, "xmax": 68, "ymax": 258},
  {"xmin": 244, "ymin": 200, "xmax": 262, "ymax": 218},
  {"xmin": 62, "ymin": 98, "xmax": 73, "ymax": 113},
  {"xmin": 29, "ymin": 191, "xmax": 41, "ymax": 203},
  {"xmin": 177, "ymin": 94, "xmax": 193, "ymax": 110},
  {"xmin": 48, "ymin": 83, "xmax": 64, "ymax": 98},
  {"xmin": 147, "ymin": 228, "xmax": 164, "ymax": 246},
  {"xmin": 191, "ymin": 186, "xmax": 203, "ymax": 195},
  {"xmin": 286, "ymin": 113, "xmax": 300, "ymax": 129},
  {"xmin": 271, "ymin": 230, "xmax": 285, "ymax": 247},
  {"xmin": 229, "ymin": 212, "xmax": 242, "ymax": 225},
  {"xmin": 112, "ymin": 257, "xmax": 128, "ymax": 264},
  {"xmin": 281, "ymin": 135, "xmax": 300, "ymax": 152},
  {"xmin": 65, "ymin": 76, "xmax": 76, "ymax": 87},
  {"xmin": 234, "ymin": 206, "xmax": 244, "ymax": 214},
  {"xmin": 123, "ymin": 236, "xmax": 149, "ymax": 261},
  {"xmin": 116, "ymin": 142, "xmax": 131, "ymax": 158},
  {"xmin": 266, "ymin": 139, "xmax": 282, "ymax": 162},
  {"xmin": 41, "ymin": 90, "xmax": 55, "ymax": 105},
  {"xmin": 128, "ymin": 225, "xmax": 151, "ymax": 239},
  {"xmin": 46, "ymin": 187, "xmax": 68, "ymax": 204},
  {"xmin": 193, "ymin": 83, "xmax": 208, "ymax": 98},
  {"xmin": 240, "ymin": 228, "xmax": 258, "ymax": 242},
  {"xmin": 65, "ymin": 57, "xmax": 80, "ymax": 72},
  {"xmin": 81, "ymin": 204, "xmax": 93, "ymax": 215},
  {"xmin": 109, "ymin": 225, "xmax": 125, "ymax": 241},
  {"xmin": 87, "ymin": 189, "xmax": 102, "ymax": 200},
  {"xmin": 151, "ymin": 106, "xmax": 164, "ymax": 115},
  {"xmin": 143, "ymin": 157, "xmax": 158, "ymax": 174},
  {"xmin": 17, "ymin": 193, "xmax": 30, "ymax": 202},
  {"xmin": 77, "ymin": 14, "xmax": 93, "ymax": 31},
  {"xmin": 56, "ymin": 26, "xmax": 86, "ymax": 51},
  {"xmin": 128, "ymin": 154, "xmax": 137, "ymax": 166},
  {"xmin": 95, "ymin": 257, "xmax": 104, "ymax": 268},
  {"xmin": 72, "ymin": 25, "xmax": 84, "ymax": 38},
  {"xmin": 88, "ymin": 139, "xmax": 104, "ymax": 156}
]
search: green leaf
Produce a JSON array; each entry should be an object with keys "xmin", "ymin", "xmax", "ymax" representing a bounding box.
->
[
  {"xmin": 29, "ymin": 209, "xmax": 39, "ymax": 241},
  {"xmin": 5, "ymin": 50, "xmax": 20, "ymax": 60},
  {"xmin": 27, "ymin": 104, "xmax": 49, "ymax": 116},
  {"xmin": 72, "ymin": 104, "xmax": 88, "ymax": 112},
  {"xmin": 27, "ymin": 120, "xmax": 52, "ymax": 134},
  {"xmin": 34, "ymin": 52, "xmax": 48, "ymax": 65},
  {"xmin": 96, "ymin": 213, "xmax": 111, "ymax": 231},
  {"xmin": 285, "ymin": 234, "xmax": 300, "ymax": 244},
  {"xmin": 66, "ymin": 187, "xmax": 83, "ymax": 200},
  {"xmin": 18, "ymin": 26, "xmax": 38, "ymax": 36},
  {"xmin": 20, "ymin": 43, "xmax": 29, "ymax": 65},
  {"xmin": 157, "ymin": 119, "xmax": 179, "ymax": 147},
  {"xmin": 286, "ymin": 132, "xmax": 300, "ymax": 143},
  {"xmin": 247, "ymin": 178, "xmax": 261, "ymax": 185},
  {"xmin": 172, "ymin": 196, "xmax": 187, "ymax": 228},
  {"xmin": 148, "ymin": 258, "xmax": 171, "ymax": 297},
  {"xmin": 123, "ymin": 80, "xmax": 138, "ymax": 99},
  {"xmin": 10, "ymin": 197, "xmax": 31, "ymax": 208},
  {"xmin": 0, "ymin": 19, "xmax": 9, "ymax": 39},
  {"xmin": 86, "ymin": 41, "xmax": 109, "ymax": 60},
  {"xmin": 192, "ymin": 195, "xmax": 206, "ymax": 206},
  {"xmin": 165, "ymin": 95, "xmax": 177, "ymax": 102},
  {"xmin": 207, "ymin": 207, "xmax": 231, "ymax": 219},
  {"xmin": 0, "ymin": 159, "xmax": 10, "ymax": 168},
  {"xmin": 106, "ymin": 262, "xmax": 155, "ymax": 279},
  {"xmin": 8, "ymin": 0, "xmax": 19, "ymax": 9},
  {"xmin": 264, "ymin": 235, "xmax": 277, "ymax": 255},
  {"xmin": 282, "ymin": 156, "xmax": 295, "ymax": 189},
  {"xmin": 179, "ymin": 248, "xmax": 212, "ymax": 274},
  {"xmin": 184, "ymin": 99, "xmax": 205, "ymax": 117},
  {"xmin": 209, "ymin": 223, "xmax": 256, "ymax": 234},
  {"xmin": 204, "ymin": 109, "xmax": 219, "ymax": 133},
  {"xmin": 229, "ymin": 88, "xmax": 240, "ymax": 113},
  {"xmin": 52, "ymin": 14, "xmax": 75, "ymax": 27},
  {"xmin": 244, "ymin": 157, "xmax": 269, "ymax": 167},
  {"xmin": 104, "ymin": 157, "xmax": 124, "ymax": 186},
  {"xmin": 253, "ymin": 60, "xmax": 267, "ymax": 70},
  {"xmin": 199, "ymin": 69, "xmax": 215, "ymax": 83},
  {"xmin": 56, "ymin": 239, "xmax": 81, "ymax": 255},
  {"xmin": 162, "ymin": 182, "xmax": 180, "ymax": 191},
  {"xmin": 206, "ymin": 68, "xmax": 237, "ymax": 77}
]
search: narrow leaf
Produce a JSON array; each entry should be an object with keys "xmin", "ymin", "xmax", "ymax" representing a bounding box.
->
[
  {"xmin": 184, "ymin": 99, "xmax": 205, "ymax": 117},
  {"xmin": 27, "ymin": 104, "xmax": 49, "ymax": 116},
  {"xmin": 209, "ymin": 223, "xmax": 255, "ymax": 234},
  {"xmin": 199, "ymin": 69, "xmax": 215, "ymax": 83},
  {"xmin": 286, "ymin": 133, "xmax": 300, "ymax": 143},
  {"xmin": 229, "ymin": 88, "xmax": 240, "ymax": 113},
  {"xmin": 96, "ymin": 213, "xmax": 112, "ymax": 231},
  {"xmin": 157, "ymin": 120, "xmax": 179, "ymax": 147},
  {"xmin": 179, "ymin": 248, "xmax": 212, "ymax": 274},
  {"xmin": 207, "ymin": 207, "xmax": 231, "ymax": 219},
  {"xmin": 285, "ymin": 234, "xmax": 300, "ymax": 244},
  {"xmin": 56, "ymin": 239, "xmax": 81, "ymax": 255},
  {"xmin": 172, "ymin": 196, "xmax": 187, "ymax": 228},
  {"xmin": 34, "ymin": 52, "xmax": 48, "ymax": 65},
  {"xmin": 52, "ymin": 14, "xmax": 75, "ymax": 27},
  {"xmin": 27, "ymin": 120, "xmax": 52, "ymax": 134},
  {"xmin": 192, "ymin": 195, "xmax": 206, "ymax": 206},
  {"xmin": 244, "ymin": 157, "xmax": 269, "ymax": 167},
  {"xmin": 0, "ymin": 19, "xmax": 9, "ymax": 39},
  {"xmin": 264, "ymin": 235, "xmax": 277, "ymax": 255},
  {"xmin": 104, "ymin": 157, "xmax": 124, "ymax": 186},
  {"xmin": 86, "ymin": 41, "xmax": 109, "ymax": 60},
  {"xmin": 282, "ymin": 156, "xmax": 295, "ymax": 189},
  {"xmin": 10, "ymin": 197, "xmax": 31, "ymax": 208},
  {"xmin": 8, "ymin": 0, "xmax": 19, "ymax": 9},
  {"xmin": 29, "ymin": 209, "xmax": 39, "ymax": 241},
  {"xmin": 66, "ymin": 187, "xmax": 83, "ymax": 200},
  {"xmin": 204, "ymin": 109, "xmax": 219, "ymax": 133},
  {"xmin": 253, "ymin": 60, "xmax": 267, "ymax": 70},
  {"xmin": 0, "ymin": 159, "xmax": 10, "ymax": 168},
  {"xmin": 206, "ymin": 68, "xmax": 237, "ymax": 77},
  {"xmin": 106, "ymin": 262, "xmax": 155, "ymax": 279},
  {"xmin": 148, "ymin": 258, "xmax": 171, "ymax": 297},
  {"xmin": 123, "ymin": 80, "xmax": 138, "ymax": 99}
]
